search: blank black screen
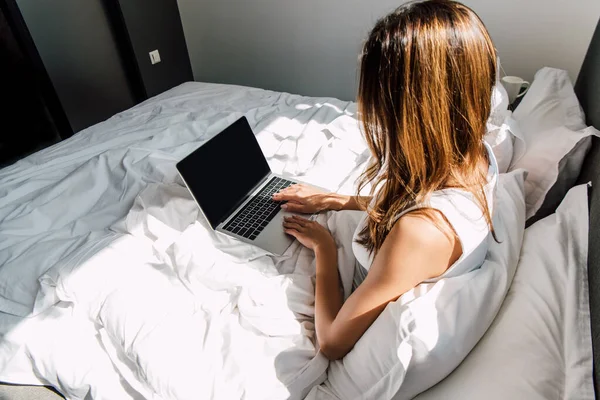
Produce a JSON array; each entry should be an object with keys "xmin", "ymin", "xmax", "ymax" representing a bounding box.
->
[{"xmin": 176, "ymin": 117, "xmax": 270, "ymax": 229}]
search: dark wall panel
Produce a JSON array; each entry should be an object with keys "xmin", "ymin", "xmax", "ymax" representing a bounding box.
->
[
  {"xmin": 0, "ymin": 4, "xmax": 60, "ymax": 166},
  {"xmin": 116, "ymin": 0, "xmax": 193, "ymax": 98},
  {"xmin": 16, "ymin": 0, "xmax": 136, "ymax": 133}
]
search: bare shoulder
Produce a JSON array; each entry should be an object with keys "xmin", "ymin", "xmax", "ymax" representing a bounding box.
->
[
  {"xmin": 392, "ymin": 210, "xmax": 456, "ymax": 246},
  {"xmin": 369, "ymin": 209, "xmax": 461, "ymax": 283}
]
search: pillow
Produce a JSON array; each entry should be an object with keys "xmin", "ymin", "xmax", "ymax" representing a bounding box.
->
[
  {"xmin": 306, "ymin": 169, "xmax": 527, "ymax": 400},
  {"xmin": 485, "ymin": 58, "xmax": 514, "ymax": 174},
  {"xmin": 509, "ymin": 67, "xmax": 599, "ymax": 219},
  {"xmin": 529, "ymin": 136, "xmax": 593, "ymax": 223},
  {"xmin": 485, "ymin": 83, "xmax": 514, "ymax": 173},
  {"xmin": 414, "ymin": 183, "xmax": 594, "ymax": 400}
]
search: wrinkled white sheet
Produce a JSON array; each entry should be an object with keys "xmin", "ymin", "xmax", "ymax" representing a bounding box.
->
[{"xmin": 0, "ymin": 82, "xmax": 369, "ymax": 399}]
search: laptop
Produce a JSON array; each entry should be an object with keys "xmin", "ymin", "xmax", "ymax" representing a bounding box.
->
[{"xmin": 176, "ymin": 116, "xmax": 303, "ymax": 255}]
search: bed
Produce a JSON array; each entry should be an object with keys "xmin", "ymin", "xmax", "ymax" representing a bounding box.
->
[{"xmin": 0, "ymin": 19, "xmax": 599, "ymax": 400}]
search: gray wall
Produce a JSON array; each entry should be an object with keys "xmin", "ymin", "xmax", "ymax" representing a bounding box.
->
[
  {"xmin": 17, "ymin": 0, "xmax": 136, "ymax": 133},
  {"xmin": 117, "ymin": 0, "xmax": 193, "ymax": 98},
  {"xmin": 177, "ymin": 0, "xmax": 600, "ymax": 101}
]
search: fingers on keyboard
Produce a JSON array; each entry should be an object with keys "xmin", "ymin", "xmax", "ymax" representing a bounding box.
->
[{"xmin": 225, "ymin": 177, "xmax": 296, "ymax": 240}]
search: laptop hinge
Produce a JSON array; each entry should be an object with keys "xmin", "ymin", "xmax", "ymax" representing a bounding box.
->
[{"xmin": 218, "ymin": 173, "xmax": 273, "ymax": 226}]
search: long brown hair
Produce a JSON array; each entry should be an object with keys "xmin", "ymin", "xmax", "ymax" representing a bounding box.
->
[{"xmin": 356, "ymin": 0, "xmax": 497, "ymax": 253}]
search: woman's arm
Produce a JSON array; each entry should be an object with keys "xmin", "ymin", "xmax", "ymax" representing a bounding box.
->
[
  {"xmin": 315, "ymin": 211, "xmax": 460, "ymax": 360},
  {"xmin": 273, "ymin": 183, "xmax": 371, "ymax": 212},
  {"xmin": 325, "ymin": 193, "xmax": 371, "ymax": 211},
  {"xmin": 282, "ymin": 210, "xmax": 460, "ymax": 360},
  {"xmin": 313, "ymin": 243, "xmax": 344, "ymax": 356}
]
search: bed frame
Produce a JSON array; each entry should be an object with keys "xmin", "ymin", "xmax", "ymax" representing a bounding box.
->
[{"xmin": 575, "ymin": 17, "xmax": 600, "ymax": 398}]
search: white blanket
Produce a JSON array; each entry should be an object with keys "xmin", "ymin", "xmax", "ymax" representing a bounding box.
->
[
  {"xmin": 0, "ymin": 83, "xmax": 369, "ymax": 399},
  {"xmin": 37, "ymin": 184, "xmax": 358, "ymax": 399}
]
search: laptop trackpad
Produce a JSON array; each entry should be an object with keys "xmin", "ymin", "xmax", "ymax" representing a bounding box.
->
[{"xmin": 254, "ymin": 210, "xmax": 296, "ymax": 255}]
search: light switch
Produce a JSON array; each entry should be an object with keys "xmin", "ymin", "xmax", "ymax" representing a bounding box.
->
[{"xmin": 149, "ymin": 50, "xmax": 161, "ymax": 65}]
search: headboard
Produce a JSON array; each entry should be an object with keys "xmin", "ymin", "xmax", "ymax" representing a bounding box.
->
[{"xmin": 574, "ymin": 17, "xmax": 600, "ymax": 397}]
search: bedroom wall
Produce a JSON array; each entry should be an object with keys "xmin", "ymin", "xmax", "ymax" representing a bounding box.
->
[
  {"xmin": 114, "ymin": 0, "xmax": 194, "ymax": 98},
  {"xmin": 177, "ymin": 0, "xmax": 600, "ymax": 101},
  {"xmin": 11, "ymin": 0, "xmax": 194, "ymax": 136},
  {"xmin": 15, "ymin": 0, "xmax": 137, "ymax": 134},
  {"xmin": 0, "ymin": 4, "xmax": 60, "ymax": 166}
]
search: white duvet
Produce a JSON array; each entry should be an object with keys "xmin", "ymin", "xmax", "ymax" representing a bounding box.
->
[{"xmin": 0, "ymin": 83, "xmax": 369, "ymax": 399}]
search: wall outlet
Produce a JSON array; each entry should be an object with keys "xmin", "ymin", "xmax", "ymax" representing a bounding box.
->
[{"xmin": 149, "ymin": 50, "xmax": 161, "ymax": 65}]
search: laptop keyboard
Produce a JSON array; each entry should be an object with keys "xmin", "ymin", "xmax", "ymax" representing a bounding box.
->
[{"xmin": 223, "ymin": 177, "xmax": 295, "ymax": 240}]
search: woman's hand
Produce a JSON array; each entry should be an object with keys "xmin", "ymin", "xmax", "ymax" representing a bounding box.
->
[
  {"xmin": 283, "ymin": 215, "xmax": 336, "ymax": 252},
  {"xmin": 273, "ymin": 184, "xmax": 336, "ymax": 213}
]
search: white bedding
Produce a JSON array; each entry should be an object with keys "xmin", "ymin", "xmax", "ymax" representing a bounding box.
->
[
  {"xmin": 0, "ymin": 80, "xmax": 593, "ymax": 400},
  {"xmin": 0, "ymin": 83, "xmax": 369, "ymax": 399}
]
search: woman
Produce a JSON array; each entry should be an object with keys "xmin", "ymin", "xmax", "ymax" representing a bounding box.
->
[{"xmin": 274, "ymin": 0, "xmax": 498, "ymax": 361}]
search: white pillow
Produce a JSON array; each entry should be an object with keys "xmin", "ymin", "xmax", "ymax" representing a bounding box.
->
[
  {"xmin": 306, "ymin": 169, "xmax": 527, "ymax": 400},
  {"xmin": 485, "ymin": 83, "xmax": 514, "ymax": 173},
  {"xmin": 531, "ymin": 136, "xmax": 593, "ymax": 221},
  {"xmin": 414, "ymin": 183, "xmax": 594, "ymax": 400},
  {"xmin": 509, "ymin": 67, "xmax": 599, "ymax": 219},
  {"xmin": 485, "ymin": 57, "xmax": 513, "ymax": 174}
]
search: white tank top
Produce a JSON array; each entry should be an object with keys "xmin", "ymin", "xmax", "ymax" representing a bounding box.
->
[{"xmin": 352, "ymin": 142, "xmax": 498, "ymax": 286}]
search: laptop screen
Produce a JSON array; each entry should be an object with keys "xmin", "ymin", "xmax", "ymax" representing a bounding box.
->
[{"xmin": 176, "ymin": 117, "xmax": 271, "ymax": 229}]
